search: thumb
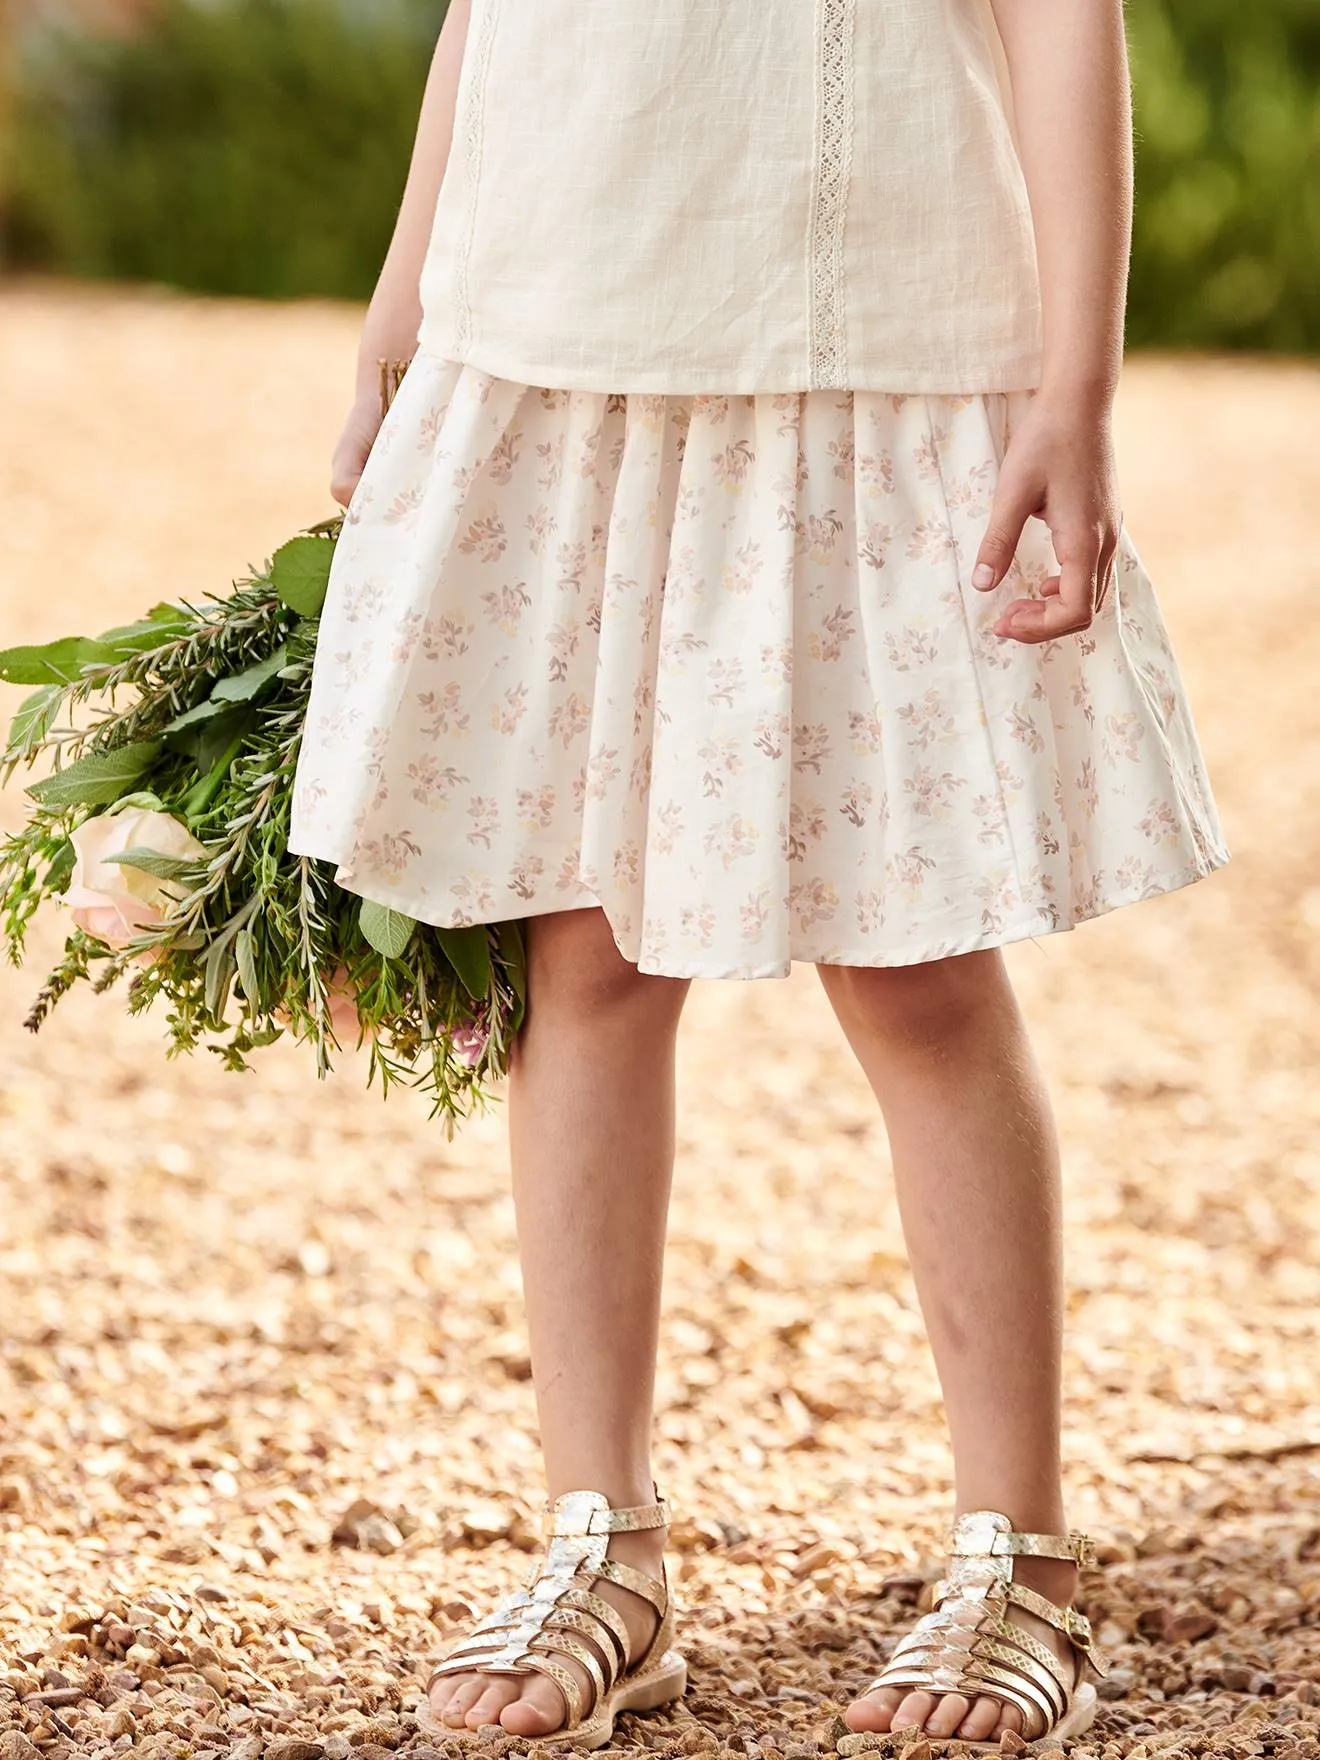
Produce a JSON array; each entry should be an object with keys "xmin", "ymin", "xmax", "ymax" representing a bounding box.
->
[
  {"xmin": 972, "ymin": 467, "xmax": 1041, "ymax": 592},
  {"xmin": 329, "ymin": 401, "xmax": 384, "ymax": 509}
]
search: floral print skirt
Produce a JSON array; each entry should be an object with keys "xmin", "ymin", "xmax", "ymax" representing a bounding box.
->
[{"xmin": 287, "ymin": 352, "xmax": 1228, "ymax": 979}]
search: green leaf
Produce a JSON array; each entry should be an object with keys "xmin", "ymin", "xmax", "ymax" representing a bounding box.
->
[
  {"xmin": 27, "ymin": 739, "xmax": 164, "ymax": 808},
  {"xmin": 234, "ymin": 927, "xmax": 259, "ymax": 1003},
  {"xmin": 106, "ymin": 790, "xmax": 165, "ymax": 814},
  {"xmin": 270, "ymin": 535, "xmax": 334, "ymax": 618},
  {"xmin": 102, "ymin": 845, "xmax": 202, "ymax": 882},
  {"xmin": 499, "ymin": 920, "xmax": 527, "ymax": 1032},
  {"xmin": 93, "ymin": 612, "xmax": 192, "ymax": 654},
  {"xmin": 0, "ymin": 635, "xmax": 119, "ymax": 685},
  {"xmin": 437, "ymin": 925, "xmax": 493, "ymax": 1000},
  {"xmin": 7, "ymin": 684, "xmax": 63, "ymax": 750},
  {"xmin": 209, "ymin": 643, "xmax": 289, "ymax": 703},
  {"xmin": 358, "ymin": 898, "xmax": 416, "ymax": 960},
  {"xmin": 204, "ymin": 936, "xmax": 236, "ymax": 1019},
  {"xmin": 161, "ymin": 696, "xmax": 232, "ymax": 734},
  {"xmin": 45, "ymin": 839, "xmax": 75, "ymax": 893}
]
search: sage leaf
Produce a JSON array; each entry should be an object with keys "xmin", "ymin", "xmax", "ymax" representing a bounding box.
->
[
  {"xmin": 359, "ymin": 899, "xmax": 416, "ymax": 960},
  {"xmin": 204, "ymin": 936, "xmax": 236, "ymax": 1020},
  {"xmin": 93, "ymin": 612, "xmax": 192, "ymax": 654},
  {"xmin": 437, "ymin": 925, "xmax": 493, "ymax": 1000},
  {"xmin": 103, "ymin": 846, "xmax": 201, "ymax": 882},
  {"xmin": 270, "ymin": 535, "xmax": 334, "ymax": 617},
  {"xmin": 45, "ymin": 840, "xmax": 76, "ymax": 892},
  {"xmin": 27, "ymin": 739, "xmax": 164, "ymax": 808},
  {"xmin": 234, "ymin": 927, "xmax": 259, "ymax": 1002},
  {"xmin": 7, "ymin": 684, "xmax": 62, "ymax": 750}
]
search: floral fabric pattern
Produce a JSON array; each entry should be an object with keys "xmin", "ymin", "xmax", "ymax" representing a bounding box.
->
[{"xmin": 288, "ymin": 352, "xmax": 1228, "ymax": 980}]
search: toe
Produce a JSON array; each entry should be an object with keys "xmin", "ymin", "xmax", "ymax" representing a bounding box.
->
[
  {"xmin": 501, "ymin": 1675, "xmax": 571, "ymax": 1737},
  {"xmin": 992, "ymin": 1704, "xmax": 1026, "ymax": 1742},
  {"xmin": 891, "ymin": 1690, "xmax": 938, "ymax": 1731},
  {"xmin": 434, "ymin": 1676, "xmax": 483, "ymax": 1729},
  {"xmin": 465, "ymin": 1677, "xmax": 522, "ymax": 1729},
  {"xmin": 957, "ymin": 1695, "xmax": 1005, "ymax": 1742},
  {"xmin": 924, "ymin": 1693, "xmax": 973, "ymax": 1738},
  {"xmin": 844, "ymin": 1687, "xmax": 901, "ymax": 1733}
]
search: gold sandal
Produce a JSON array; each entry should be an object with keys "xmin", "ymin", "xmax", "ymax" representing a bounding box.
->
[
  {"xmin": 422, "ymin": 1488, "xmax": 687, "ymax": 1750},
  {"xmin": 854, "ymin": 1510, "xmax": 1108, "ymax": 1753}
]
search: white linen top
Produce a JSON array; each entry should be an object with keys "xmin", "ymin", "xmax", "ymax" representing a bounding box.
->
[{"xmin": 416, "ymin": 0, "xmax": 1044, "ymax": 395}]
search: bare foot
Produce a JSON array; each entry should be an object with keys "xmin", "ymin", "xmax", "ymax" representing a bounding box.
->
[
  {"xmin": 845, "ymin": 1557, "xmax": 1080, "ymax": 1745},
  {"xmin": 428, "ymin": 1526, "xmax": 665, "ymax": 1738}
]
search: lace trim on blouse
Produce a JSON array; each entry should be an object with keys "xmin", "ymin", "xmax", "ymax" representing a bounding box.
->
[
  {"xmin": 807, "ymin": 0, "xmax": 857, "ymax": 389},
  {"xmin": 453, "ymin": 0, "xmax": 502, "ymax": 355}
]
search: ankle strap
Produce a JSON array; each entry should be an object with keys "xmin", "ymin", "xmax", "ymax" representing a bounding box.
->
[
  {"xmin": 951, "ymin": 1510, "xmax": 1096, "ymax": 1567},
  {"xmin": 545, "ymin": 1489, "xmax": 670, "ymax": 1537}
]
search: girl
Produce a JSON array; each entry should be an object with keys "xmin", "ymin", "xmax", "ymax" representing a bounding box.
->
[{"xmin": 288, "ymin": 1, "xmax": 1228, "ymax": 1750}]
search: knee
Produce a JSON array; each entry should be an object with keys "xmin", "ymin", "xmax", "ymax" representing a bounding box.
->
[
  {"xmin": 525, "ymin": 909, "xmax": 687, "ymax": 1030},
  {"xmin": 819, "ymin": 950, "xmax": 1007, "ymax": 1055}
]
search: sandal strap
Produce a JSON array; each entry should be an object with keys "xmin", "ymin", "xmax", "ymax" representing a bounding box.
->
[
  {"xmin": 594, "ymin": 1553, "xmax": 669, "ymax": 1616},
  {"xmin": 950, "ymin": 1509, "xmax": 1095, "ymax": 1566},
  {"xmin": 546, "ymin": 1488, "xmax": 670, "ymax": 1535},
  {"xmin": 874, "ymin": 1659, "xmax": 1054, "ymax": 1739}
]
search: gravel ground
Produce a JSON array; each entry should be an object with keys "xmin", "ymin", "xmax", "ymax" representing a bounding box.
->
[{"xmin": 0, "ymin": 283, "xmax": 1317, "ymax": 1760}]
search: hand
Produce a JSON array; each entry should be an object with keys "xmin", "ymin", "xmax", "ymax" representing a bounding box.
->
[
  {"xmin": 971, "ymin": 394, "xmax": 1122, "ymax": 644},
  {"xmin": 329, "ymin": 390, "xmax": 388, "ymax": 509}
]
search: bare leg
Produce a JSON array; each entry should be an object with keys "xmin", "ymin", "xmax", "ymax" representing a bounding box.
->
[
  {"xmin": 432, "ymin": 908, "xmax": 688, "ymax": 1738},
  {"xmin": 818, "ymin": 951, "xmax": 1077, "ymax": 1744}
]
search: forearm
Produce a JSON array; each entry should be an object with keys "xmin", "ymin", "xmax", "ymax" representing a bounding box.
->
[
  {"xmin": 356, "ymin": 0, "xmax": 471, "ymax": 392},
  {"xmin": 989, "ymin": 0, "xmax": 1132, "ymax": 408}
]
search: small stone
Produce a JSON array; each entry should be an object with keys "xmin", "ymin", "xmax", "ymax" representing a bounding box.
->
[
  {"xmin": 1163, "ymin": 1608, "xmax": 1219, "ymax": 1645},
  {"xmin": 0, "ymin": 1736, "xmax": 42, "ymax": 1760},
  {"xmin": 1098, "ymin": 1669, "xmax": 1137, "ymax": 1701},
  {"xmin": 357, "ymin": 1513, "xmax": 405, "ymax": 1555},
  {"xmin": 459, "ymin": 1502, "xmax": 514, "ymax": 1545},
  {"xmin": 1223, "ymin": 1666, "xmax": 1255, "ymax": 1692},
  {"xmin": 323, "ymin": 1740, "xmax": 354, "ymax": 1760},
  {"xmin": 999, "ymin": 1732, "xmax": 1027, "ymax": 1756},
  {"xmin": 266, "ymin": 1742, "xmax": 326, "ymax": 1760},
  {"xmin": 123, "ymin": 1644, "xmax": 159, "ymax": 1670}
]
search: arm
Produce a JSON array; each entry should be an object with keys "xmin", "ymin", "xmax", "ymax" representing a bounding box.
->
[
  {"xmin": 972, "ymin": 0, "xmax": 1133, "ymax": 642},
  {"xmin": 331, "ymin": 1, "xmax": 472, "ymax": 506}
]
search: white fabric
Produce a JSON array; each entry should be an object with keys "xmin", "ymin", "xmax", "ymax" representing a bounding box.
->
[
  {"xmin": 416, "ymin": 0, "xmax": 1045, "ymax": 394},
  {"xmin": 288, "ymin": 354, "xmax": 1228, "ymax": 980}
]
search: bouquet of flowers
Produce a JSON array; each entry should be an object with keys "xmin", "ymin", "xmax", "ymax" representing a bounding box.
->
[{"xmin": 0, "ymin": 495, "xmax": 525, "ymax": 1129}]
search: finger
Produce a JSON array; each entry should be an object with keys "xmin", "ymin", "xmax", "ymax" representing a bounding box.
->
[
  {"xmin": 329, "ymin": 469, "xmax": 362, "ymax": 509},
  {"xmin": 1095, "ymin": 533, "xmax": 1119, "ymax": 613},
  {"xmin": 972, "ymin": 468, "xmax": 1042, "ymax": 592},
  {"xmin": 995, "ymin": 545, "xmax": 1097, "ymax": 644}
]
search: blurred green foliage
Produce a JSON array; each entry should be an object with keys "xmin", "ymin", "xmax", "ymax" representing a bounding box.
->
[
  {"xmin": 5, "ymin": 0, "xmax": 441, "ymax": 301},
  {"xmin": 1126, "ymin": 0, "xmax": 1320, "ymax": 352},
  {"xmin": 4, "ymin": 0, "xmax": 1319, "ymax": 351}
]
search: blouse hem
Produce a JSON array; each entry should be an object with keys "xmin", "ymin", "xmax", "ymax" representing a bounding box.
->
[{"xmin": 411, "ymin": 328, "xmax": 1044, "ymax": 398}]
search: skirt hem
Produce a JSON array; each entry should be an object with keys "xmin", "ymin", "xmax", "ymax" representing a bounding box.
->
[{"xmin": 291, "ymin": 840, "xmax": 1230, "ymax": 983}]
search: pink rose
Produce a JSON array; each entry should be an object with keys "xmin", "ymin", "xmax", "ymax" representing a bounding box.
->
[
  {"xmin": 447, "ymin": 1021, "xmax": 488, "ymax": 1067},
  {"xmin": 63, "ymin": 806, "xmax": 207, "ymax": 960}
]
